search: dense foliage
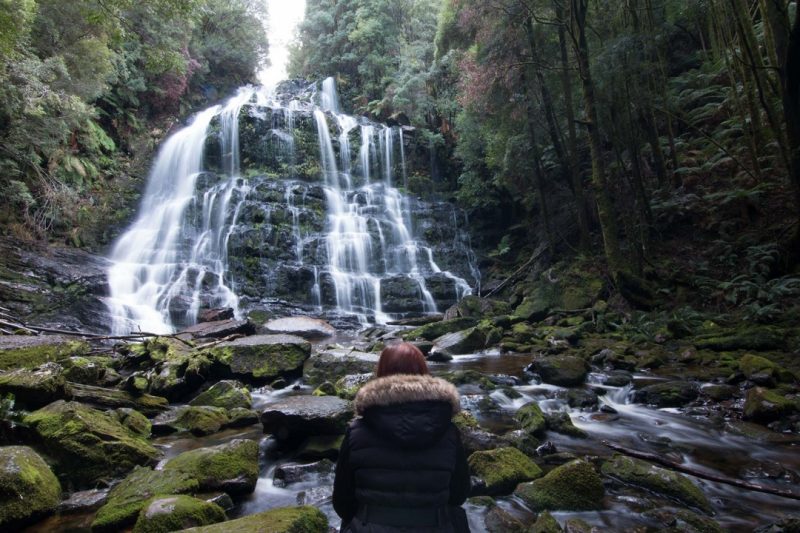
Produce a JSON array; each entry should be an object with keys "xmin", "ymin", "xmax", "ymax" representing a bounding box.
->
[
  {"xmin": 290, "ymin": 0, "xmax": 800, "ymax": 317},
  {"xmin": 0, "ymin": 0, "xmax": 267, "ymax": 245}
]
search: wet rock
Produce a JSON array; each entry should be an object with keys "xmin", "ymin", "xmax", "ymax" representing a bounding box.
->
[
  {"xmin": 563, "ymin": 518, "xmax": 597, "ymax": 533},
  {"xmin": 334, "ymin": 373, "xmax": 372, "ymax": 400},
  {"xmin": 601, "ymin": 370, "xmax": 633, "ymax": 387},
  {"xmin": 207, "ymin": 334, "xmax": 311, "ymax": 383},
  {"xmin": 58, "ymin": 488, "xmax": 109, "ymax": 514},
  {"xmin": 484, "ymin": 505, "xmax": 526, "ymax": 532},
  {"xmin": 296, "ymin": 485, "xmax": 334, "ymax": 506},
  {"xmin": 198, "ymin": 308, "xmax": 234, "ymax": 323},
  {"xmin": 0, "ymin": 446, "xmax": 61, "ymax": 527},
  {"xmin": 132, "ymin": 495, "xmax": 226, "ymax": 533},
  {"xmin": 178, "ymin": 319, "xmax": 255, "ymax": 339},
  {"xmin": 164, "ymin": 439, "xmax": 259, "ymax": 496},
  {"xmin": 152, "ymin": 406, "xmax": 230, "ymax": 436},
  {"xmin": 536, "ymin": 441, "xmax": 558, "ymax": 456},
  {"xmin": 699, "ymin": 383, "xmax": 737, "ymax": 401},
  {"xmin": 273, "ymin": 459, "xmax": 335, "ymax": 487},
  {"xmin": 544, "ymin": 412, "xmax": 588, "ymax": 438},
  {"xmin": 468, "ymin": 447, "xmax": 543, "ymax": 495},
  {"xmin": 180, "ymin": 505, "xmax": 328, "ymax": 532},
  {"xmin": 303, "ymin": 349, "xmax": 378, "ymax": 386},
  {"xmin": 565, "ymin": 388, "xmax": 599, "ymax": 409},
  {"xmin": 67, "ymin": 382, "xmax": 169, "ymax": 416},
  {"xmin": 453, "ymin": 412, "xmax": 502, "ymax": 454},
  {"xmin": 516, "ymin": 402, "xmax": 547, "ymax": 437},
  {"xmin": 412, "ymin": 340, "xmax": 435, "ymax": 355},
  {"xmin": 643, "ymin": 508, "xmax": 724, "ymax": 532},
  {"xmin": 530, "ymin": 511, "xmax": 564, "ymax": 532},
  {"xmin": 260, "ymin": 396, "xmax": 353, "ymax": 440},
  {"xmin": 739, "ymin": 354, "xmax": 796, "ymax": 386},
  {"xmin": 743, "ymin": 387, "xmax": 800, "ymax": 423},
  {"xmin": 262, "ymin": 316, "xmax": 335, "ymax": 339},
  {"xmin": 527, "ymin": 356, "xmax": 589, "ymax": 387},
  {"xmin": 0, "ymin": 335, "xmax": 90, "ymax": 371},
  {"xmin": 23, "ymin": 401, "xmax": 159, "ymax": 487},
  {"xmin": 427, "ymin": 349, "xmax": 453, "ymax": 362},
  {"xmin": 227, "ymin": 408, "xmax": 259, "ymax": 428},
  {"xmin": 0, "ymin": 364, "xmax": 67, "ymax": 409},
  {"xmin": 513, "ymin": 459, "xmax": 604, "ymax": 511},
  {"xmin": 433, "ymin": 327, "xmax": 487, "ymax": 355},
  {"xmin": 189, "ymin": 380, "xmax": 252, "ymax": 410},
  {"xmin": 312, "ymin": 381, "xmax": 336, "ymax": 396},
  {"xmin": 401, "ymin": 317, "xmax": 478, "ymax": 341},
  {"xmin": 198, "ymin": 492, "xmax": 234, "ymax": 511},
  {"xmin": 439, "ymin": 369, "xmax": 497, "ymax": 390},
  {"xmin": 754, "ymin": 518, "xmax": 800, "ymax": 533},
  {"xmin": 296, "ymin": 434, "xmax": 343, "ymax": 460},
  {"xmin": 601, "ymin": 454, "xmax": 712, "ymax": 513},
  {"xmin": 632, "ymin": 381, "xmax": 699, "ymax": 407}
]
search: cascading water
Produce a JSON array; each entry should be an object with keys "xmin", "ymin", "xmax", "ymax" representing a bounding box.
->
[{"xmin": 106, "ymin": 75, "xmax": 477, "ymax": 333}]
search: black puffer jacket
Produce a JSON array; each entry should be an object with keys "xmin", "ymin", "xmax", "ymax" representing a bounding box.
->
[{"xmin": 333, "ymin": 374, "xmax": 470, "ymax": 533}]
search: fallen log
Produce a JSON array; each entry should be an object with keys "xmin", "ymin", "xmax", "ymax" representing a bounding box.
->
[{"xmin": 602, "ymin": 440, "xmax": 800, "ymax": 501}]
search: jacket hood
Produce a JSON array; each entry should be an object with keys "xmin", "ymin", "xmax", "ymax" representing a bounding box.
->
[
  {"xmin": 354, "ymin": 374, "xmax": 461, "ymax": 416},
  {"xmin": 354, "ymin": 374, "xmax": 461, "ymax": 449}
]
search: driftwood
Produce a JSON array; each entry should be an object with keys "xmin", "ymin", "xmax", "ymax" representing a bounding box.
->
[
  {"xmin": 602, "ymin": 440, "xmax": 800, "ymax": 502},
  {"xmin": 484, "ymin": 244, "xmax": 549, "ymax": 298}
]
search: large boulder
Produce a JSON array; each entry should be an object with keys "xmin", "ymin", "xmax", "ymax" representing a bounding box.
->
[
  {"xmin": 0, "ymin": 335, "xmax": 89, "ymax": 371},
  {"xmin": 164, "ymin": 439, "xmax": 259, "ymax": 496},
  {"xmin": 601, "ymin": 454, "xmax": 711, "ymax": 513},
  {"xmin": 743, "ymin": 387, "xmax": 800, "ymax": 423},
  {"xmin": 514, "ymin": 459, "xmax": 604, "ymax": 511},
  {"xmin": 182, "ymin": 505, "xmax": 328, "ymax": 532},
  {"xmin": 632, "ymin": 381, "xmax": 699, "ymax": 408},
  {"xmin": 152, "ymin": 406, "xmax": 231, "ymax": 436},
  {"xmin": 0, "ymin": 364, "xmax": 67, "ymax": 409},
  {"xmin": 262, "ymin": 317, "xmax": 335, "ymax": 339},
  {"xmin": 23, "ymin": 401, "xmax": 159, "ymax": 486},
  {"xmin": 303, "ymin": 349, "xmax": 378, "ymax": 386},
  {"xmin": 432, "ymin": 327, "xmax": 487, "ymax": 356},
  {"xmin": 0, "ymin": 446, "xmax": 61, "ymax": 527},
  {"xmin": 91, "ymin": 466, "xmax": 199, "ymax": 532},
  {"xmin": 189, "ymin": 380, "xmax": 252, "ymax": 410},
  {"xmin": 527, "ymin": 356, "xmax": 589, "ymax": 387},
  {"xmin": 206, "ymin": 335, "xmax": 311, "ymax": 383},
  {"xmin": 132, "ymin": 495, "xmax": 226, "ymax": 533},
  {"xmin": 67, "ymin": 382, "xmax": 168, "ymax": 416},
  {"xmin": 739, "ymin": 354, "xmax": 796, "ymax": 385},
  {"xmin": 261, "ymin": 396, "xmax": 353, "ymax": 441},
  {"xmin": 468, "ymin": 447, "xmax": 543, "ymax": 495},
  {"xmin": 179, "ymin": 319, "xmax": 255, "ymax": 339}
]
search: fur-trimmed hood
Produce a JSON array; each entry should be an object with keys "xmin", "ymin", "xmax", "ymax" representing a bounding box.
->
[{"xmin": 354, "ymin": 374, "xmax": 461, "ymax": 416}]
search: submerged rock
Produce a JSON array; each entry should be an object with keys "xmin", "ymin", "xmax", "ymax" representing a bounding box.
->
[
  {"xmin": 468, "ymin": 447, "xmax": 543, "ymax": 495},
  {"xmin": 207, "ymin": 334, "xmax": 311, "ymax": 383},
  {"xmin": 262, "ymin": 316, "xmax": 335, "ymax": 339},
  {"xmin": 163, "ymin": 439, "xmax": 259, "ymax": 496},
  {"xmin": 23, "ymin": 401, "xmax": 159, "ymax": 486},
  {"xmin": 601, "ymin": 454, "xmax": 712, "ymax": 513},
  {"xmin": 0, "ymin": 446, "xmax": 61, "ymax": 527},
  {"xmin": 91, "ymin": 466, "xmax": 199, "ymax": 531},
  {"xmin": 181, "ymin": 505, "xmax": 328, "ymax": 532},
  {"xmin": 189, "ymin": 380, "xmax": 252, "ymax": 410},
  {"xmin": 260, "ymin": 396, "xmax": 353, "ymax": 440},
  {"xmin": 527, "ymin": 356, "xmax": 589, "ymax": 386},
  {"xmin": 132, "ymin": 495, "xmax": 226, "ymax": 533},
  {"xmin": 514, "ymin": 459, "xmax": 604, "ymax": 511}
]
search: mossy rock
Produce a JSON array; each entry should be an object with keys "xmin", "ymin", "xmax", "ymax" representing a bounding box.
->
[
  {"xmin": 227, "ymin": 408, "xmax": 259, "ymax": 428},
  {"xmin": 514, "ymin": 459, "xmax": 604, "ymax": 511},
  {"xmin": 303, "ymin": 349, "xmax": 378, "ymax": 386},
  {"xmin": 401, "ymin": 317, "xmax": 478, "ymax": 341},
  {"xmin": 515, "ymin": 402, "xmax": 547, "ymax": 437},
  {"xmin": 312, "ymin": 381, "xmax": 336, "ymax": 396},
  {"xmin": 132, "ymin": 495, "xmax": 226, "ymax": 533},
  {"xmin": 437, "ymin": 369, "xmax": 496, "ymax": 390},
  {"xmin": 152, "ymin": 406, "xmax": 230, "ymax": 436},
  {"xmin": 67, "ymin": 382, "xmax": 169, "ymax": 416},
  {"xmin": 468, "ymin": 447, "xmax": 542, "ymax": 495},
  {"xmin": 0, "ymin": 446, "xmax": 61, "ymax": 527},
  {"xmin": 444, "ymin": 296, "xmax": 510, "ymax": 320},
  {"xmin": 296, "ymin": 434, "xmax": 344, "ymax": 460},
  {"xmin": 164, "ymin": 439, "xmax": 259, "ymax": 496},
  {"xmin": 23, "ymin": 400, "xmax": 159, "ymax": 487},
  {"xmin": 114, "ymin": 408, "xmax": 152, "ymax": 437},
  {"xmin": 742, "ymin": 387, "xmax": 800, "ymax": 423},
  {"xmin": 601, "ymin": 454, "xmax": 712, "ymax": 513},
  {"xmin": 643, "ymin": 509, "xmax": 724, "ymax": 533},
  {"xmin": 334, "ymin": 373, "xmax": 372, "ymax": 400},
  {"xmin": 0, "ymin": 364, "xmax": 67, "ymax": 409},
  {"xmin": 182, "ymin": 505, "xmax": 328, "ymax": 532},
  {"xmin": 484, "ymin": 505, "xmax": 526, "ymax": 532},
  {"xmin": 0, "ymin": 335, "xmax": 90, "ymax": 371},
  {"xmin": 544, "ymin": 412, "xmax": 588, "ymax": 438},
  {"xmin": 189, "ymin": 380, "xmax": 252, "ymax": 410},
  {"xmin": 530, "ymin": 510, "xmax": 563, "ymax": 533},
  {"xmin": 59, "ymin": 356, "xmax": 115, "ymax": 385},
  {"xmin": 739, "ymin": 354, "xmax": 796, "ymax": 385},
  {"xmin": 528, "ymin": 356, "xmax": 589, "ymax": 386},
  {"xmin": 91, "ymin": 466, "xmax": 199, "ymax": 532},
  {"xmin": 632, "ymin": 381, "xmax": 699, "ymax": 408},
  {"xmin": 206, "ymin": 335, "xmax": 311, "ymax": 383},
  {"xmin": 692, "ymin": 326, "xmax": 786, "ymax": 352},
  {"xmin": 433, "ymin": 327, "xmax": 487, "ymax": 355}
]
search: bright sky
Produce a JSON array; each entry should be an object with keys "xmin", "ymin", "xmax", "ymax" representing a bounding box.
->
[{"xmin": 258, "ymin": 0, "xmax": 307, "ymax": 86}]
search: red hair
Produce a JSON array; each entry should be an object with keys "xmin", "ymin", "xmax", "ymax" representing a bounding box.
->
[{"xmin": 376, "ymin": 342, "xmax": 429, "ymax": 377}]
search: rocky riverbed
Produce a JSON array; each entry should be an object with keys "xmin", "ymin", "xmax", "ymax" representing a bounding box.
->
[{"xmin": 1, "ymin": 300, "xmax": 799, "ymax": 532}]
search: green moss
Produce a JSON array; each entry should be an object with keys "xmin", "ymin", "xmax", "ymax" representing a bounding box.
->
[
  {"xmin": 312, "ymin": 382, "xmax": 336, "ymax": 396},
  {"xmin": 743, "ymin": 387, "xmax": 799, "ymax": 422},
  {"xmin": 0, "ymin": 446, "xmax": 62, "ymax": 527},
  {"xmin": 91, "ymin": 466, "xmax": 199, "ymax": 532},
  {"xmin": 206, "ymin": 337, "xmax": 310, "ymax": 382},
  {"xmin": 600, "ymin": 454, "xmax": 711, "ymax": 512},
  {"xmin": 158, "ymin": 406, "xmax": 230, "ymax": 436},
  {"xmin": 739, "ymin": 354, "xmax": 796, "ymax": 383},
  {"xmin": 453, "ymin": 411, "xmax": 480, "ymax": 431},
  {"xmin": 530, "ymin": 511, "xmax": 563, "ymax": 533},
  {"xmin": 183, "ymin": 505, "xmax": 328, "ymax": 532},
  {"xmin": 190, "ymin": 381, "xmax": 252, "ymax": 410},
  {"xmin": 0, "ymin": 339, "xmax": 90, "ymax": 370},
  {"xmin": 164, "ymin": 439, "xmax": 258, "ymax": 495},
  {"xmin": 132, "ymin": 495, "xmax": 226, "ymax": 533},
  {"xmin": 0, "ymin": 366, "xmax": 67, "ymax": 409},
  {"xmin": 693, "ymin": 326, "xmax": 786, "ymax": 351},
  {"xmin": 23, "ymin": 401, "xmax": 159, "ymax": 487},
  {"xmin": 515, "ymin": 402, "xmax": 547, "ymax": 437},
  {"xmin": 468, "ymin": 447, "xmax": 542, "ymax": 494},
  {"xmin": 514, "ymin": 459, "xmax": 604, "ymax": 511},
  {"xmin": 115, "ymin": 408, "xmax": 152, "ymax": 437},
  {"xmin": 401, "ymin": 317, "xmax": 478, "ymax": 341}
]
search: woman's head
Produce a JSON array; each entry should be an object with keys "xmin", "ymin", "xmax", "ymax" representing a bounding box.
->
[{"xmin": 376, "ymin": 342, "xmax": 429, "ymax": 377}]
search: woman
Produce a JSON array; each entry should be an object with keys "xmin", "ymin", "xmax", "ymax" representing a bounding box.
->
[{"xmin": 333, "ymin": 342, "xmax": 470, "ymax": 532}]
